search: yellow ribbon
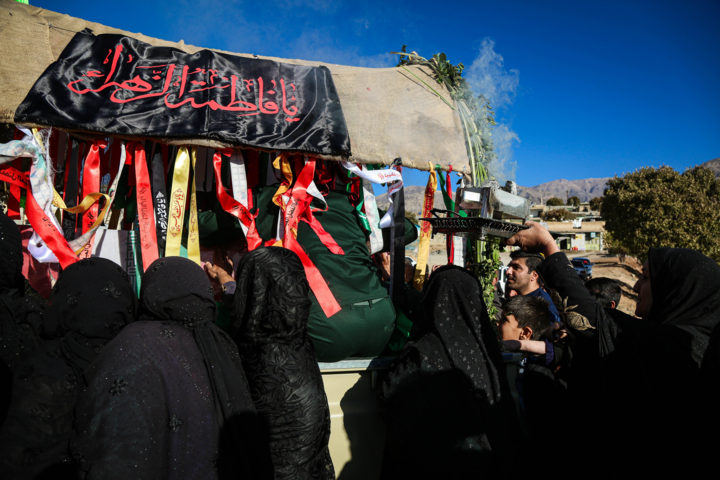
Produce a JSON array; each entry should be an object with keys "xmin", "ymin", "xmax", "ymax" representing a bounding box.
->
[
  {"xmin": 186, "ymin": 147, "xmax": 201, "ymax": 265},
  {"xmin": 413, "ymin": 163, "xmax": 437, "ymax": 291},
  {"xmin": 166, "ymin": 147, "xmax": 191, "ymax": 257},
  {"xmin": 272, "ymin": 154, "xmax": 292, "ymax": 208}
]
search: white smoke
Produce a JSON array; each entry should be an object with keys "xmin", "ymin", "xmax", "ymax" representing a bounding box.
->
[
  {"xmin": 486, "ymin": 124, "xmax": 519, "ymax": 183},
  {"xmin": 465, "ymin": 38, "xmax": 520, "ymax": 183},
  {"xmin": 466, "ymin": 38, "xmax": 519, "ymax": 109}
]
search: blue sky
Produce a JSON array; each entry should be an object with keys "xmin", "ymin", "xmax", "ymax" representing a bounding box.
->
[{"xmin": 33, "ymin": 0, "xmax": 720, "ymax": 189}]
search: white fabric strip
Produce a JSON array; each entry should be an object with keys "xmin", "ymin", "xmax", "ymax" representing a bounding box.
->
[
  {"xmin": 91, "ymin": 229, "xmax": 129, "ymax": 269},
  {"xmin": 452, "ymin": 236, "xmax": 466, "ymax": 266},
  {"xmin": 379, "ymin": 177, "xmax": 404, "ymax": 229},
  {"xmin": 361, "ymin": 168, "xmax": 384, "ymax": 254},
  {"xmin": 304, "ymin": 157, "xmax": 326, "ymax": 205},
  {"xmin": 341, "ymin": 161, "xmax": 402, "ymax": 184},
  {"xmin": 340, "ymin": 162, "xmax": 403, "ymax": 230},
  {"xmin": 22, "ymin": 129, "xmax": 62, "ymax": 263},
  {"xmin": 229, "ymin": 150, "xmax": 249, "ymax": 235}
]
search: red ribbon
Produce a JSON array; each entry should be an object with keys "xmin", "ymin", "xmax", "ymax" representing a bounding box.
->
[
  {"xmin": 127, "ymin": 142, "xmax": 159, "ymax": 271},
  {"xmin": 0, "ymin": 166, "xmax": 78, "ymax": 268},
  {"xmin": 212, "ymin": 149, "xmax": 263, "ymax": 250},
  {"xmin": 283, "ymin": 160, "xmax": 341, "ymax": 317},
  {"xmin": 81, "ymin": 139, "xmax": 107, "ymax": 234}
]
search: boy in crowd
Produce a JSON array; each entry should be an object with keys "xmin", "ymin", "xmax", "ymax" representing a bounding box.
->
[
  {"xmin": 506, "ymin": 251, "xmax": 561, "ymax": 323},
  {"xmin": 500, "ymin": 295, "xmax": 568, "ymax": 442},
  {"xmin": 585, "ymin": 277, "xmax": 621, "ymax": 309}
]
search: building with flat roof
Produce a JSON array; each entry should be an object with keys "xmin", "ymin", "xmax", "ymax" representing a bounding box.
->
[{"xmin": 541, "ymin": 220, "xmax": 605, "ymax": 251}]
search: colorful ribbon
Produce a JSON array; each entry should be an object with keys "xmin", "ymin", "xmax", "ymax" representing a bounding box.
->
[
  {"xmin": 127, "ymin": 141, "xmax": 159, "ymax": 271},
  {"xmin": 166, "ymin": 147, "xmax": 191, "ymax": 257},
  {"xmin": 435, "ymin": 165, "xmax": 467, "ymax": 266},
  {"xmin": 187, "ymin": 148, "xmax": 201, "ymax": 265},
  {"xmin": 228, "ymin": 150, "xmax": 249, "ymax": 235},
  {"xmin": 212, "ymin": 149, "xmax": 263, "ymax": 250},
  {"xmin": 81, "ymin": 139, "xmax": 106, "ymax": 234},
  {"xmin": 413, "ymin": 164, "xmax": 437, "ymax": 291},
  {"xmin": 151, "ymin": 143, "xmax": 168, "ymax": 256},
  {"xmin": 282, "ymin": 160, "xmax": 341, "ymax": 317},
  {"xmin": 0, "ymin": 165, "xmax": 78, "ymax": 268}
]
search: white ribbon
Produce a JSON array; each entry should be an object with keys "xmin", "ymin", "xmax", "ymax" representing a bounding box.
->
[
  {"xmin": 305, "ymin": 156, "xmax": 326, "ymax": 205},
  {"xmin": 452, "ymin": 236, "xmax": 466, "ymax": 266},
  {"xmin": 362, "ymin": 170, "xmax": 384, "ymax": 254},
  {"xmin": 229, "ymin": 150, "xmax": 249, "ymax": 235},
  {"xmin": 379, "ymin": 178, "xmax": 404, "ymax": 229},
  {"xmin": 341, "ymin": 161, "xmax": 402, "ymax": 184},
  {"xmin": 340, "ymin": 162, "xmax": 403, "ymax": 229},
  {"xmin": 13, "ymin": 128, "xmax": 62, "ymax": 263}
]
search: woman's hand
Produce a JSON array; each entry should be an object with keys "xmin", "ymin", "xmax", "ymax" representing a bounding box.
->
[
  {"xmin": 205, "ymin": 263, "xmax": 234, "ymax": 286},
  {"xmin": 506, "ymin": 221, "xmax": 560, "ymax": 257}
]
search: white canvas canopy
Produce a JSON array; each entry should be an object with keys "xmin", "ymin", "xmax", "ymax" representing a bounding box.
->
[{"xmin": 0, "ymin": 0, "xmax": 470, "ymax": 173}]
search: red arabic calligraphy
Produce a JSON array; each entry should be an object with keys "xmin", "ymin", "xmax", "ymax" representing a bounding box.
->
[{"xmin": 66, "ymin": 43, "xmax": 301, "ymax": 122}]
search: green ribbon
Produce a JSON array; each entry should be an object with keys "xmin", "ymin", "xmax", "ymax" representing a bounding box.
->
[
  {"xmin": 435, "ymin": 165, "xmax": 466, "ymax": 217},
  {"xmin": 346, "ymin": 169, "xmax": 372, "ymax": 232}
]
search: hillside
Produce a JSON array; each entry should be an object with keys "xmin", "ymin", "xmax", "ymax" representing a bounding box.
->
[
  {"xmin": 517, "ymin": 177, "xmax": 610, "ymax": 204},
  {"xmin": 376, "ymin": 186, "xmax": 446, "ymax": 215},
  {"xmin": 701, "ymin": 158, "xmax": 720, "ymax": 177}
]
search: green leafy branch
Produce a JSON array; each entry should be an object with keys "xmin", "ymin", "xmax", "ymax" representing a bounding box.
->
[
  {"xmin": 392, "ymin": 46, "xmax": 497, "ymax": 186},
  {"xmin": 393, "ymin": 47, "xmax": 504, "ymax": 317}
]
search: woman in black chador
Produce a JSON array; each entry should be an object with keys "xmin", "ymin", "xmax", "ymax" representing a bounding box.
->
[
  {"xmin": 0, "ymin": 257, "xmax": 136, "ymax": 480},
  {"xmin": 379, "ymin": 266, "xmax": 523, "ymax": 480},
  {"xmin": 0, "ymin": 210, "xmax": 44, "ymax": 372},
  {"xmin": 228, "ymin": 247, "xmax": 334, "ymax": 480},
  {"xmin": 71, "ymin": 257, "xmax": 274, "ymax": 480},
  {"xmin": 506, "ymin": 222, "xmax": 720, "ymax": 478}
]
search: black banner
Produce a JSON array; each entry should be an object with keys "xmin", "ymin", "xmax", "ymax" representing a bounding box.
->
[{"xmin": 16, "ymin": 32, "xmax": 351, "ymax": 157}]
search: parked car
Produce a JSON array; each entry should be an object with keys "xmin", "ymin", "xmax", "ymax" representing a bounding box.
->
[{"xmin": 571, "ymin": 257, "xmax": 593, "ymax": 281}]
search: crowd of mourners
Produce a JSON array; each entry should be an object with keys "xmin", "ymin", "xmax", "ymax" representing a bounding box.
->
[{"xmin": 2, "ymin": 204, "xmax": 719, "ymax": 479}]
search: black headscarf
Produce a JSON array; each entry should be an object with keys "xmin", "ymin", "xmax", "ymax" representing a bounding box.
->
[
  {"xmin": 0, "ymin": 257, "xmax": 135, "ymax": 479},
  {"xmin": 139, "ymin": 257, "xmax": 274, "ymax": 479},
  {"xmin": 597, "ymin": 248, "xmax": 720, "ymax": 376},
  {"xmin": 379, "ymin": 266, "xmax": 523, "ymax": 479},
  {"xmin": 0, "ymin": 210, "xmax": 40, "ymax": 371},
  {"xmin": 553, "ymin": 248, "xmax": 720, "ymax": 477},
  {"xmin": 0, "ymin": 210, "xmax": 23, "ymax": 295},
  {"xmin": 230, "ymin": 247, "xmax": 312, "ymax": 346},
  {"xmin": 43, "ymin": 258, "xmax": 137, "ymax": 383},
  {"xmin": 648, "ymin": 247, "xmax": 720, "ymax": 326},
  {"xmin": 229, "ymin": 247, "xmax": 334, "ymax": 480}
]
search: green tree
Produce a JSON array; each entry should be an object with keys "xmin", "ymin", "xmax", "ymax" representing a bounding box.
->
[
  {"xmin": 589, "ymin": 196, "xmax": 603, "ymax": 211},
  {"xmin": 541, "ymin": 209, "xmax": 575, "ymax": 221},
  {"xmin": 602, "ymin": 166, "xmax": 720, "ymax": 263},
  {"xmin": 546, "ymin": 197, "xmax": 564, "ymax": 206},
  {"xmin": 568, "ymin": 196, "xmax": 581, "ymax": 207},
  {"xmin": 405, "ymin": 210, "xmax": 419, "ymax": 225}
]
